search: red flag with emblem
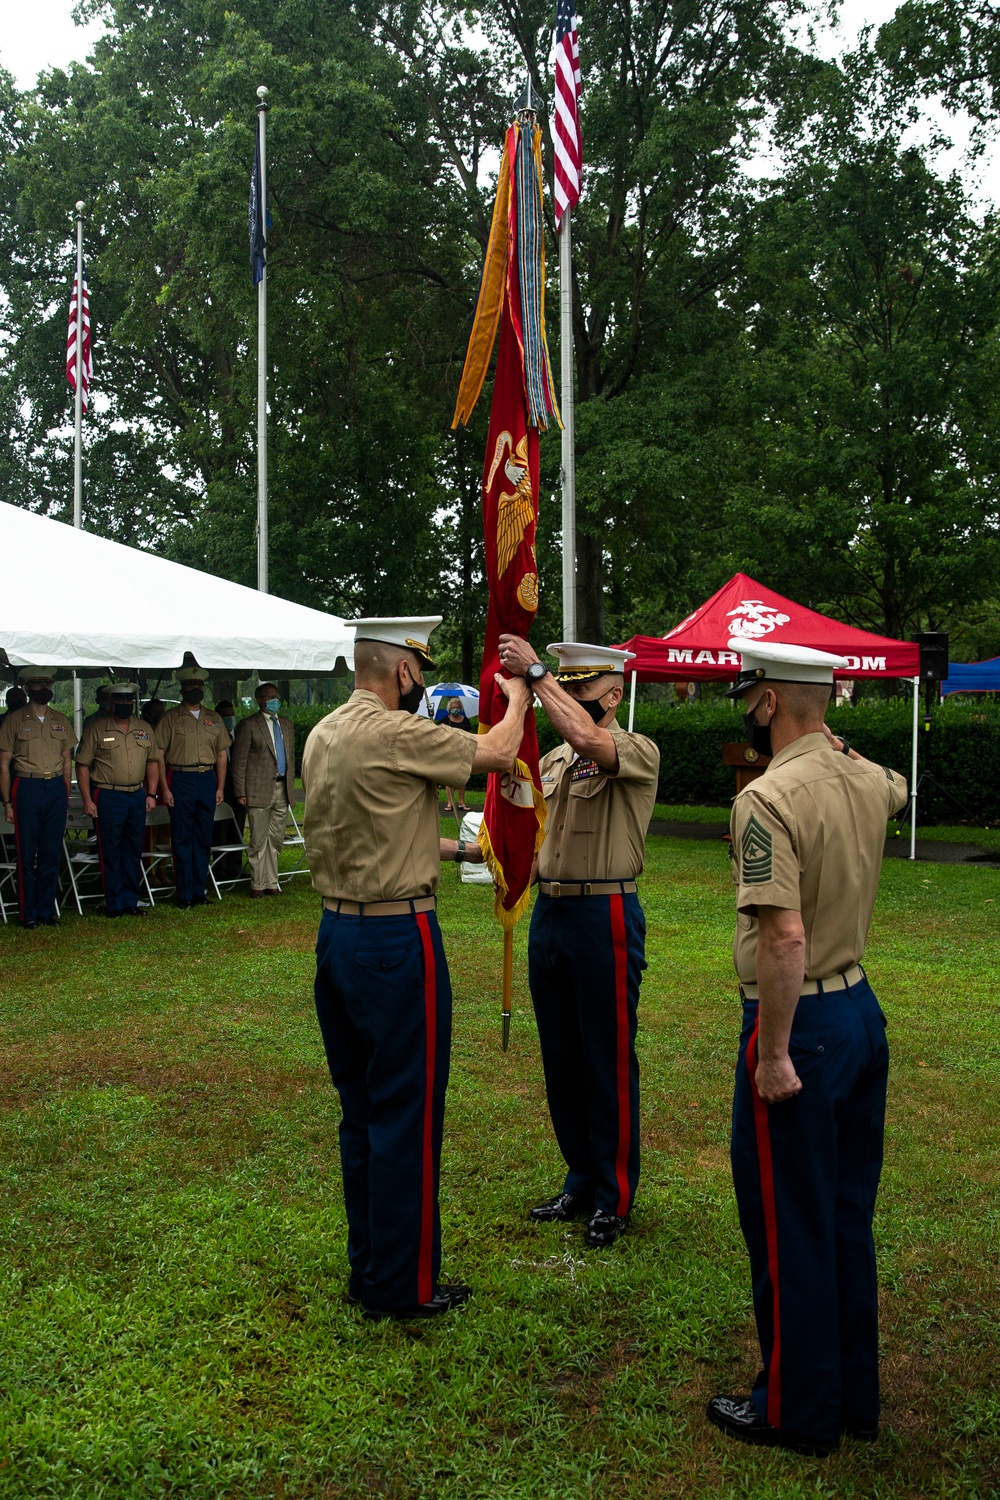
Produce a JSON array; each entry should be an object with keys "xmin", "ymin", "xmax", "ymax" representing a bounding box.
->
[{"xmin": 452, "ymin": 119, "xmax": 559, "ymax": 932}]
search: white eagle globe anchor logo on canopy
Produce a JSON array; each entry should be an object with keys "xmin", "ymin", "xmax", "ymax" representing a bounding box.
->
[{"xmin": 725, "ymin": 600, "xmax": 792, "ymax": 639}]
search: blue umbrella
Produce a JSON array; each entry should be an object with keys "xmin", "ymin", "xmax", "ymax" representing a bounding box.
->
[{"xmin": 428, "ymin": 682, "xmax": 479, "ymax": 719}]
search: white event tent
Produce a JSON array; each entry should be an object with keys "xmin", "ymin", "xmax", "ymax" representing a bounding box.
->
[{"xmin": 0, "ymin": 502, "xmax": 354, "ymax": 676}]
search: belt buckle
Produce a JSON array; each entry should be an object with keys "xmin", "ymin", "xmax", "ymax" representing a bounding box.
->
[
  {"xmin": 551, "ymin": 881, "xmax": 561, "ymax": 898},
  {"xmin": 584, "ymin": 882, "xmax": 592, "ymax": 896}
]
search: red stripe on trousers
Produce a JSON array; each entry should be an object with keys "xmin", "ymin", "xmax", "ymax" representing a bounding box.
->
[
  {"xmin": 610, "ymin": 894, "xmax": 631, "ymax": 1216},
  {"xmin": 747, "ymin": 1020, "xmax": 782, "ymax": 1428},
  {"xmin": 415, "ymin": 912, "xmax": 437, "ymax": 1307},
  {"xmin": 93, "ymin": 786, "xmax": 108, "ymax": 899},
  {"xmin": 11, "ymin": 777, "xmax": 24, "ymax": 921}
]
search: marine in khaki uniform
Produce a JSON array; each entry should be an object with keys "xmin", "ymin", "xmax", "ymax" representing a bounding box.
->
[
  {"xmin": 0, "ymin": 669, "xmax": 75, "ymax": 928},
  {"xmin": 498, "ymin": 636, "xmax": 660, "ymax": 1249},
  {"xmin": 303, "ymin": 616, "xmax": 530, "ymax": 1320},
  {"xmin": 706, "ymin": 640, "xmax": 908, "ymax": 1458},
  {"xmin": 155, "ymin": 668, "xmax": 229, "ymax": 906},
  {"xmin": 76, "ymin": 683, "xmax": 159, "ymax": 917}
]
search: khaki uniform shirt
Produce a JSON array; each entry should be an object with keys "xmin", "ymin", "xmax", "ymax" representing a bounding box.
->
[
  {"xmin": 537, "ymin": 720, "xmax": 660, "ymax": 882},
  {"xmin": 0, "ymin": 705, "xmax": 75, "ymax": 777},
  {"xmin": 731, "ymin": 731, "xmax": 908, "ymax": 983},
  {"xmin": 155, "ymin": 705, "xmax": 230, "ymax": 769},
  {"xmin": 301, "ymin": 689, "xmax": 479, "ymax": 901},
  {"xmin": 76, "ymin": 717, "xmax": 157, "ymax": 787}
]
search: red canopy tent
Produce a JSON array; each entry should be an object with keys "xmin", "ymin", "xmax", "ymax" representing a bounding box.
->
[
  {"xmin": 615, "ymin": 573, "xmax": 922, "ymax": 857},
  {"xmin": 617, "ymin": 573, "xmax": 920, "ymax": 683}
]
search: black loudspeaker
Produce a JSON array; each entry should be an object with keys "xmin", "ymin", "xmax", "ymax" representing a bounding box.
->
[{"xmin": 912, "ymin": 631, "xmax": 949, "ymax": 682}]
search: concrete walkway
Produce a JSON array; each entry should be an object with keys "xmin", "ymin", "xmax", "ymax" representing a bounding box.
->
[{"xmin": 647, "ymin": 819, "xmax": 1000, "ymax": 868}]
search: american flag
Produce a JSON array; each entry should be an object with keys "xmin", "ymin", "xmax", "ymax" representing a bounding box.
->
[
  {"xmin": 553, "ymin": 0, "xmax": 582, "ymax": 228},
  {"xmin": 66, "ymin": 263, "xmax": 92, "ymax": 412}
]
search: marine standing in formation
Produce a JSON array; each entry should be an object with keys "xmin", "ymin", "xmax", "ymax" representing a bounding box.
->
[
  {"xmin": 0, "ymin": 669, "xmax": 74, "ymax": 929},
  {"xmin": 302, "ymin": 617, "xmax": 531, "ymax": 1320},
  {"xmin": 76, "ymin": 682, "xmax": 159, "ymax": 918},
  {"xmin": 155, "ymin": 667, "xmax": 230, "ymax": 907},
  {"xmin": 498, "ymin": 636, "xmax": 660, "ymax": 1247},
  {"xmin": 232, "ymin": 682, "xmax": 295, "ymax": 898},
  {"xmin": 707, "ymin": 639, "xmax": 908, "ymax": 1456}
]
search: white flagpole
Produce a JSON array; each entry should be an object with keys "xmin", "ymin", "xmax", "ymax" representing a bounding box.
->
[
  {"xmin": 559, "ymin": 209, "xmax": 576, "ymax": 642},
  {"xmin": 256, "ymin": 85, "xmax": 269, "ymax": 594},
  {"xmin": 73, "ymin": 200, "xmax": 85, "ymax": 740}
]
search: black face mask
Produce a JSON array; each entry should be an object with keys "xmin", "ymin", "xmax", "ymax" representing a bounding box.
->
[
  {"xmin": 399, "ymin": 679, "xmax": 424, "ymax": 715},
  {"xmin": 182, "ymin": 688, "xmax": 204, "ymax": 704},
  {"xmin": 28, "ymin": 689, "xmax": 53, "ymax": 705},
  {"xmin": 744, "ymin": 705, "xmax": 773, "ymax": 758},
  {"xmin": 579, "ymin": 694, "xmax": 610, "ymax": 726}
]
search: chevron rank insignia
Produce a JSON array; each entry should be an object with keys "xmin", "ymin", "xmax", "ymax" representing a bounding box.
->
[{"xmin": 740, "ymin": 814, "xmax": 773, "ymax": 884}]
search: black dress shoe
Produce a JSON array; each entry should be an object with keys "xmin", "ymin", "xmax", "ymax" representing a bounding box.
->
[
  {"xmin": 528, "ymin": 1192, "xmax": 593, "ymax": 1223},
  {"xmin": 38, "ymin": 916, "xmax": 59, "ymax": 926},
  {"xmin": 362, "ymin": 1283, "xmax": 472, "ymax": 1321},
  {"xmin": 842, "ymin": 1418, "xmax": 879, "ymax": 1441},
  {"xmin": 21, "ymin": 920, "xmax": 37, "ymax": 930},
  {"xmin": 706, "ymin": 1396, "xmax": 837, "ymax": 1456},
  {"xmin": 584, "ymin": 1210, "xmax": 628, "ymax": 1247},
  {"xmin": 123, "ymin": 908, "xmax": 148, "ymax": 918},
  {"xmin": 191, "ymin": 894, "xmax": 209, "ymax": 905},
  {"xmin": 176, "ymin": 899, "xmax": 193, "ymax": 909}
]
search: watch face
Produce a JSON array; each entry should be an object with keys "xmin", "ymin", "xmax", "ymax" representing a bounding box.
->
[{"xmin": 527, "ymin": 663, "xmax": 547, "ymax": 682}]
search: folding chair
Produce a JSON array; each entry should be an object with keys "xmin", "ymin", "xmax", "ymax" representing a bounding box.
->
[
  {"xmin": 277, "ymin": 803, "xmax": 310, "ymax": 886},
  {"xmin": 0, "ymin": 817, "xmax": 18, "ymax": 924},
  {"xmin": 208, "ymin": 801, "xmax": 248, "ymax": 898},
  {"xmin": 62, "ymin": 809, "xmax": 105, "ymax": 914},
  {"xmin": 141, "ymin": 805, "xmax": 175, "ymax": 906}
]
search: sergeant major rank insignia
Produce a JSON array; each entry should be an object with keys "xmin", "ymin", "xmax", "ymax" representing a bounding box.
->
[{"xmin": 740, "ymin": 813, "xmax": 773, "ymax": 885}]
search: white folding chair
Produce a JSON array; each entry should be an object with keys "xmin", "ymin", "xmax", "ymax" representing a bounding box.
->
[
  {"xmin": 277, "ymin": 803, "xmax": 310, "ymax": 885},
  {"xmin": 62, "ymin": 809, "xmax": 105, "ymax": 914},
  {"xmin": 0, "ymin": 818, "xmax": 18, "ymax": 924},
  {"xmin": 208, "ymin": 801, "xmax": 248, "ymax": 898},
  {"xmin": 141, "ymin": 805, "xmax": 175, "ymax": 906}
]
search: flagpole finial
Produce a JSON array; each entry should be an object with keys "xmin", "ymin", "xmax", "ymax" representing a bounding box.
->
[
  {"xmin": 75, "ymin": 200, "xmax": 85, "ymax": 214},
  {"xmin": 515, "ymin": 76, "xmax": 544, "ymax": 115},
  {"xmin": 256, "ymin": 85, "xmax": 269, "ymax": 104}
]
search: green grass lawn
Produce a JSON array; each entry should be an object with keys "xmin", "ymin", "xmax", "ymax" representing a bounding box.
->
[{"xmin": 0, "ymin": 837, "xmax": 997, "ymax": 1499}]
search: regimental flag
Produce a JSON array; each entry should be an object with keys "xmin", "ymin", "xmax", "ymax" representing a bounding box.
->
[
  {"xmin": 553, "ymin": 0, "xmax": 583, "ymax": 228},
  {"xmin": 452, "ymin": 120, "xmax": 559, "ymax": 928},
  {"xmin": 66, "ymin": 262, "xmax": 92, "ymax": 412},
  {"xmin": 248, "ymin": 128, "xmax": 269, "ymax": 286}
]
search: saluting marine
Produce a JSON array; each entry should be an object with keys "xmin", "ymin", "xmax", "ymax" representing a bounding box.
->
[
  {"xmin": 303, "ymin": 617, "xmax": 530, "ymax": 1320},
  {"xmin": 707, "ymin": 639, "xmax": 908, "ymax": 1457},
  {"xmin": 498, "ymin": 635, "xmax": 660, "ymax": 1248},
  {"xmin": 76, "ymin": 683, "xmax": 159, "ymax": 918},
  {"xmin": 0, "ymin": 669, "xmax": 75, "ymax": 929},
  {"xmin": 155, "ymin": 668, "xmax": 229, "ymax": 907}
]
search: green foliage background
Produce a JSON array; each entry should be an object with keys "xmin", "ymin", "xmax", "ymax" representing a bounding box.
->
[{"xmin": 3, "ymin": 0, "xmax": 1000, "ymax": 671}]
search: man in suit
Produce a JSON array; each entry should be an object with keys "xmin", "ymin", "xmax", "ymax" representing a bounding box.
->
[{"xmin": 232, "ymin": 682, "xmax": 295, "ymax": 897}]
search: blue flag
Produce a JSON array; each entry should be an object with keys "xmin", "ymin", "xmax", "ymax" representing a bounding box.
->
[{"xmin": 248, "ymin": 130, "xmax": 269, "ymax": 286}]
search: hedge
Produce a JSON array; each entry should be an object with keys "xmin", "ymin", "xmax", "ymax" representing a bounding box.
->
[{"xmin": 277, "ymin": 697, "xmax": 1000, "ymax": 826}]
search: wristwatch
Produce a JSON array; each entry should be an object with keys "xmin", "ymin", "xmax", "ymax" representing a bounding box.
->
[
  {"xmin": 839, "ymin": 737, "xmax": 851, "ymax": 755},
  {"xmin": 525, "ymin": 662, "xmax": 550, "ymax": 688}
]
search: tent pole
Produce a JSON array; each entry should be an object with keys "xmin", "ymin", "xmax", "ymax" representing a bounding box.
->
[
  {"xmin": 910, "ymin": 675, "xmax": 919, "ymax": 860},
  {"xmin": 628, "ymin": 668, "xmax": 637, "ymax": 732}
]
